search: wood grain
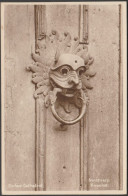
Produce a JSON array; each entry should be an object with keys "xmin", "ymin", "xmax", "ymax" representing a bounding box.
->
[
  {"xmin": 44, "ymin": 5, "xmax": 81, "ymax": 190},
  {"xmin": 35, "ymin": 97, "xmax": 46, "ymax": 190},
  {"xmin": 87, "ymin": 5, "xmax": 120, "ymax": 190},
  {"xmin": 4, "ymin": 5, "xmax": 35, "ymax": 191}
]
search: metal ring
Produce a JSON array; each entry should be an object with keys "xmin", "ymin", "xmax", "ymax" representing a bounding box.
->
[{"xmin": 51, "ymin": 99, "xmax": 86, "ymax": 125}]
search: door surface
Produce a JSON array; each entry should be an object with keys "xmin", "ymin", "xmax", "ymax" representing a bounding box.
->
[{"xmin": 3, "ymin": 3, "xmax": 124, "ymax": 192}]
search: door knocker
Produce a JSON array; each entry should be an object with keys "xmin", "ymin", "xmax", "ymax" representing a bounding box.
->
[{"xmin": 27, "ymin": 31, "xmax": 96, "ymax": 125}]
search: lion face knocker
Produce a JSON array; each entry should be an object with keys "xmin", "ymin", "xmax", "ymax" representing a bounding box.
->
[{"xmin": 27, "ymin": 31, "xmax": 96, "ymax": 125}]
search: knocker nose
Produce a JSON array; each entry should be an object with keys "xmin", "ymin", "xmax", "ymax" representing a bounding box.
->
[{"xmin": 68, "ymin": 72, "xmax": 79, "ymax": 86}]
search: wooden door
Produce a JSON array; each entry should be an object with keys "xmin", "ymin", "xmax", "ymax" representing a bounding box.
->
[
  {"xmin": 34, "ymin": 4, "xmax": 122, "ymax": 191},
  {"xmin": 3, "ymin": 3, "xmax": 123, "ymax": 192}
]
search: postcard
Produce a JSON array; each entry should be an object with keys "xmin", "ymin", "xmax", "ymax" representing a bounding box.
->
[{"xmin": 1, "ymin": 1, "xmax": 127, "ymax": 195}]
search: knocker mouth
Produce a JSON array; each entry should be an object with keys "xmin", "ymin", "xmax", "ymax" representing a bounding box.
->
[
  {"xmin": 61, "ymin": 88, "xmax": 78, "ymax": 97},
  {"xmin": 50, "ymin": 78, "xmax": 82, "ymax": 97}
]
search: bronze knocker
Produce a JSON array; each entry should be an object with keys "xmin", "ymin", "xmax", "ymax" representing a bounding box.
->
[{"xmin": 27, "ymin": 31, "xmax": 96, "ymax": 125}]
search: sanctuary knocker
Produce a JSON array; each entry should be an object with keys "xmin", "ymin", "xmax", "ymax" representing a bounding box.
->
[{"xmin": 27, "ymin": 31, "xmax": 96, "ymax": 125}]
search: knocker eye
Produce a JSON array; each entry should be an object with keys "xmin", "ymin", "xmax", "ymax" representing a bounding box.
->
[
  {"xmin": 77, "ymin": 67, "xmax": 86, "ymax": 77},
  {"xmin": 59, "ymin": 65, "xmax": 71, "ymax": 76}
]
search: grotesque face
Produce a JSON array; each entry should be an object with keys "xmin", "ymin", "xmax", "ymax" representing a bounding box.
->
[
  {"xmin": 28, "ymin": 31, "xmax": 95, "ymax": 125},
  {"xmin": 49, "ymin": 53, "xmax": 86, "ymax": 97}
]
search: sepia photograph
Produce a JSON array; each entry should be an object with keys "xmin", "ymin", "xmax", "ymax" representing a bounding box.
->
[{"xmin": 1, "ymin": 1, "xmax": 127, "ymax": 195}]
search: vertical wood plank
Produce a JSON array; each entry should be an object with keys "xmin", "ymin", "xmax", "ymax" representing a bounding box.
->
[
  {"xmin": 83, "ymin": 107, "xmax": 89, "ymax": 190},
  {"xmin": 46, "ymin": 108, "xmax": 80, "ymax": 190},
  {"xmin": 4, "ymin": 5, "xmax": 35, "ymax": 191},
  {"xmin": 44, "ymin": 5, "xmax": 81, "ymax": 190},
  {"xmin": 36, "ymin": 97, "xmax": 46, "ymax": 190},
  {"xmin": 35, "ymin": 5, "xmax": 46, "ymax": 48},
  {"xmin": 79, "ymin": 5, "xmax": 89, "ymax": 190},
  {"xmin": 87, "ymin": 5, "xmax": 120, "ymax": 190},
  {"xmin": 34, "ymin": 6, "xmax": 47, "ymax": 191},
  {"xmin": 119, "ymin": 4, "xmax": 123, "ymax": 190},
  {"xmin": 83, "ymin": 5, "xmax": 89, "ymax": 44},
  {"xmin": 79, "ymin": 5, "xmax": 89, "ymax": 44}
]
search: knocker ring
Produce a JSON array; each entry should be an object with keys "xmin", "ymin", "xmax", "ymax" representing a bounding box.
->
[{"xmin": 50, "ymin": 92, "xmax": 87, "ymax": 125}]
